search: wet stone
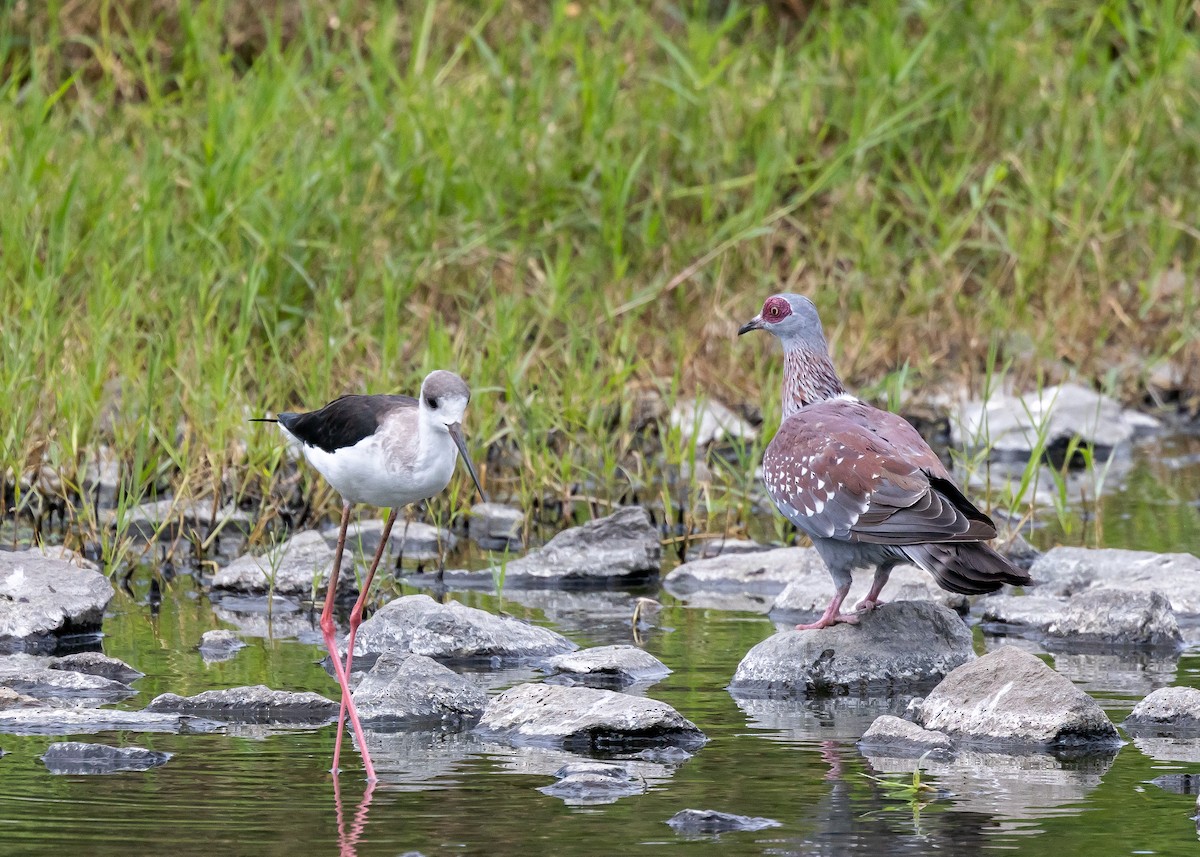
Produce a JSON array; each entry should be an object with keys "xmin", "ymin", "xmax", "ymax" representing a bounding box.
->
[
  {"xmin": 0, "ymin": 660, "xmax": 135, "ymax": 704},
  {"xmin": 1123, "ymin": 686, "xmax": 1200, "ymax": 733},
  {"xmin": 665, "ymin": 809, "xmax": 781, "ymax": 835},
  {"xmin": 352, "ymin": 652, "xmax": 486, "ymax": 729},
  {"xmin": 352, "ymin": 594, "xmax": 576, "ymax": 665},
  {"xmin": 477, "ymin": 683, "xmax": 706, "ymax": 752},
  {"xmin": 145, "ymin": 685, "xmax": 338, "ymax": 725},
  {"xmin": 0, "ymin": 547, "xmax": 115, "ymax": 654},
  {"xmin": 546, "ymin": 645, "xmax": 671, "ymax": 689},
  {"xmin": 1029, "ymin": 547, "xmax": 1200, "ymax": 616},
  {"xmin": 0, "ymin": 707, "xmax": 222, "ymax": 736},
  {"xmin": 198, "ymin": 630, "xmax": 247, "ymax": 662},
  {"xmin": 909, "ymin": 646, "xmax": 1120, "ymax": 749},
  {"xmin": 0, "ymin": 687, "xmax": 46, "ymax": 710},
  {"xmin": 1045, "ymin": 589, "xmax": 1182, "ymax": 647},
  {"xmin": 857, "ymin": 714, "xmax": 955, "ymax": 759},
  {"xmin": 48, "ymin": 652, "xmax": 144, "ymax": 684},
  {"xmin": 538, "ymin": 761, "xmax": 647, "ymax": 805},
  {"xmin": 469, "ymin": 502, "xmax": 524, "ymax": 551},
  {"xmin": 211, "ymin": 530, "xmax": 345, "ymax": 598},
  {"xmin": 729, "ymin": 602, "xmax": 974, "ymax": 697},
  {"xmin": 42, "ymin": 741, "xmax": 172, "ymax": 775},
  {"xmin": 320, "ymin": 517, "xmax": 455, "ymax": 564}
]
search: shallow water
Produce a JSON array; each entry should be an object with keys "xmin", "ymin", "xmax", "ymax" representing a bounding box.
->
[{"xmin": 2, "ymin": 431, "xmax": 1200, "ymax": 856}]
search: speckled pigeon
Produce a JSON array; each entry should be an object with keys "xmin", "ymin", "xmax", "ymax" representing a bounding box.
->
[{"xmin": 739, "ymin": 293, "xmax": 1030, "ymax": 629}]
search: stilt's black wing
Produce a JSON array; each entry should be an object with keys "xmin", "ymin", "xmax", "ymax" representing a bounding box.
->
[{"xmin": 277, "ymin": 394, "xmax": 416, "ymax": 454}]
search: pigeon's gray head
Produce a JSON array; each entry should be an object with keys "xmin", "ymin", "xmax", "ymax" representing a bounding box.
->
[
  {"xmin": 737, "ymin": 293, "xmax": 828, "ymax": 350},
  {"xmin": 419, "ymin": 370, "xmax": 471, "ymax": 427}
]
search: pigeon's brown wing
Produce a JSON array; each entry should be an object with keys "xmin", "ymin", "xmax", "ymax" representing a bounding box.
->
[{"xmin": 762, "ymin": 400, "xmax": 996, "ymax": 546}]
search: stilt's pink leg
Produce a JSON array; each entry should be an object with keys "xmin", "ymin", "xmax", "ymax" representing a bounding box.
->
[{"xmin": 321, "ymin": 502, "xmax": 377, "ymax": 781}]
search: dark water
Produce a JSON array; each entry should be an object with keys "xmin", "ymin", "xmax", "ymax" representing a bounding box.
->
[{"xmin": 2, "ymin": 431, "xmax": 1199, "ymax": 856}]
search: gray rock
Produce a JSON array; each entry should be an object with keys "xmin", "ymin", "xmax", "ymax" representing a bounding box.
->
[
  {"xmin": 199, "ymin": 630, "xmax": 247, "ymax": 662},
  {"xmin": 211, "ymin": 530, "xmax": 344, "ymax": 598},
  {"xmin": 665, "ymin": 547, "xmax": 825, "ymax": 597},
  {"xmin": 1029, "ymin": 547, "xmax": 1200, "ymax": 616},
  {"xmin": 684, "ymin": 539, "xmax": 770, "ymax": 561},
  {"xmin": 1123, "ymin": 686, "xmax": 1200, "ymax": 732},
  {"xmin": 0, "ymin": 687, "xmax": 45, "ymax": 709},
  {"xmin": 145, "ymin": 685, "xmax": 338, "ymax": 724},
  {"xmin": 48, "ymin": 652, "xmax": 144, "ymax": 684},
  {"xmin": 444, "ymin": 507, "xmax": 660, "ymax": 587},
  {"xmin": 321, "ymin": 517, "xmax": 455, "ymax": 564},
  {"xmin": 979, "ymin": 594, "xmax": 1070, "ymax": 627},
  {"xmin": 1045, "ymin": 589, "xmax": 1182, "ymax": 647},
  {"xmin": 352, "ymin": 652, "xmax": 486, "ymax": 728},
  {"xmin": 953, "ymin": 382, "xmax": 1160, "ymax": 457},
  {"xmin": 352, "ymin": 594, "xmax": 576, "ymax": 664},
  {"xmin": 1146, "ymin": 773, "xmax": 1200, "ymax": 795},
  {"xmin": 666, "ymin": 809, "xmax": 780, "ymax": 834},
  {"xmin": 83, "ymin": 445, "xmax": 121, "ymax": 509},
  {"xmin": 0, "ymin": 548, "xmax": 115, "ymax": 653},
  {"xmin": 770, "ymin": 563, "xmax": 969, "ymax": 617},
  {"xmin": 857, "ymin": 714, "xmax": 954, "ymax": 758},
  {"xmin": 111, "ymin": 497, "xmax": 253, "ymax": 541},
  {"xmin": 0, "ymin": 661, "xmax": 134, "ymax": 704},
  {"xmin": 42, "ymin": 741, "xmax": 172, "ymax": 774},
  {"xmin": 670, "ymin": 398, "xmax": 758, "ymax": 447},
  {"xmin": 546, "ymin": 645, "xmax": 671, "ymax": 688},
  {"xmin": 538, "ymin": 760, "xmax": 647, "ymax": 805},
  {"xmin": 0, "ymin": 707, "xmax": 221, "ymax": 735},
  {"xmin": 477, "ymin": 683, "xmax": 706, "ymax": 752},
  {"xmin": 910, "ymin": 646, "xmax": 1120, "ymax": 748},
  {"xmin": 469, "ymin": 503, "xmax": 524, "ymax": 551},
  {"xmin": 729, "ymin": 602, "xmax": 974, "ymax": 697}
]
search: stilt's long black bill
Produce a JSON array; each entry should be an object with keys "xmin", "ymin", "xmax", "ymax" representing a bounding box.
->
[{"xmin": 448, "ymin": 423, "xmax": 488, "ymax": 503}]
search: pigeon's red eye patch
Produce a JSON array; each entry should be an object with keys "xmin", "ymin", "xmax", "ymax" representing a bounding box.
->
[{"xmin": 763, "ymin": 297, "xmax": 792, "ymax": 322}]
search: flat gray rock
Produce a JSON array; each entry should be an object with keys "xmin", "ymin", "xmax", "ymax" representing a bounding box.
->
[
  {"xmin": 953, "ymin": 382, "xmax": 1160, "ymax": 456},
  {"xmin": 909, "ymin": 646, "xmax": 1120, "ymax": 749},
  {"xmin": 477, "ymin": 683, "xmax": 706, "ymax": 752},
  {"xmin": 352, "ymin": 652, "xmax": 486, "ymax": 728},
  {"xmin": 352, "ymin": 594, "xmax": 576, "ymax": 664},
  {"xmin": 546, "ymin": 645, "xmax": 671, "ymax": 688},
  {"xmin": 0, "ymin": 707, "xmax": 221, "ymax": 735},
  {"xmin": 199, "ymin": 629, "xmax": 247, "ymax": 662},
  {"xmin": 684, "ymin": 539, "xmax": 771, "ymax": 561},
  {"xmin": 145, "ymin": 685, "xmax": 338, "ymax": 724},
  {"xmin": 469, "ymin": 503, "xmax": 524, "ymax": 551},
  {"xmin": 0, "ymin": 661, "xmax": 134, "ymax": 704},
  {"xmin": 729, "ymin": 602, "xmax": 974, "ymax": 697},
  {"xmin": 1045, "ymin": 589, "xmax": 1182, "ymax": 647},
  {"xmin": 321, "ymin": 517, "xmax": 455, "ymax": 564},
  {"xmin": 1029, "ymin": 547, "xmax": 1200, "ymax": 616},
  {"xmin": 538, "ymin": 760, "xmax": 647, "ymax": 805},
  {"xmin": 111, "ymin": 498, "xmax": 253, "ymax": 541},
  {"xmin": 665, "ymin": 546, "xmax": 825, "ymax": 596},
  {"xmin": 48, "ymin": 652, "xmax": 144, "ymax": 684},
  {"xmin": 666, "ymin": 809, "xmax": 780, "ymax": 834},
  {"xmin": 0, "ymin": 548, "xmax": 115, "ymax": 653},
  {"xmin": 857, "ymin": 714, "xmax": 954, "ymax": 758},
  {"xmin": 211, "ymin": 530, "xmax": 345, "ymax": 597},
  {"xmin": 42, "ymin": 741, "xmax": 172, "ymax": 774},
  {"xmin": 1123, "ymin": 686, "xmax": 1200, "ymax": 733},
  {"xmin": 979, "ymin": 594, "xmax": 1070, "ymax": 627},
  {"xmin": 444, "ymin": 507, "xmax": 660, "ymax": 588}
]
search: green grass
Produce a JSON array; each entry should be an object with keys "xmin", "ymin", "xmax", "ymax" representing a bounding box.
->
[{"xmin": 1, "ymin": 1, "xmax": 1198, "ymax": 568}]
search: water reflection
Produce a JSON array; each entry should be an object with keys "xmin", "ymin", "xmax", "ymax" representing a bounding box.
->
[
  {"xmin": 732, "ymin": 693, "xmax": 917, "ymax": 743},
  {"xmin": 333, "ymin": 778, "xmax": 375, "ymax": 857}
]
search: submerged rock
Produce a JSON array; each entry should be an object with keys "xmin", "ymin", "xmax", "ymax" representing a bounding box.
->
[
  {"xmin": 665, "ymin": 809, "xmax": 780, "ymax": 835},
  {"xmin": 1030, "ymin": 547, "xmax": 1200, "ymax": 616},
  {"xmin": 0, "ymin": 707, "xmax": 221, "ymax": 736},
  {"xmin": 145, "ymin": 685, "xmax": 338, "ymax": 724},
  {"xmin": 352, "ymin": 652, "xmax": 486, "ymax": 728},
  {"xmin": 198, "ymin": 629, "xmax": 247, "ymax": 662},
  {"xmin": 442, "ymin": 506, "xmax": 660, "ymax": 588},
  {"xmin": 42, "ymin": 741, "xmax": 172, "ymax": 775},
  {"xmin": 477, "ymin": 683, "xmax": 706, "ymax": 752},
  {"xmin": 1123, "ymin": 686, "xmax": 1200, "ymax": 733},
  {"xmin": 48, "ymin": 652, "xmax": 144, "ymax": 684},
  {"xmin": 352, "ymin": 594, "xmax": 576, "ymax": 664},
  {"xmin": 320, "ymin": 517, "xmax": 455, "ymax": 564},
  {"xmin": 953, "ymin": 382, "xmax": 1159, "ymax": 458},
  {"xmin": 211, "ymin": 530, "xmax": 344, "ymax": 598},
  {"xmin": 0, "ymin": 661, "xmax": 135, "ymax": 704},
  {"xmin": 546, "ymin": 645, "xmax": 671, "ymax": 689},
  {"xmin": 538, "ymin": 760, "xmax": 647, "ymax": 805},
  {"xmin": 469, "ymin": 503, "xmax": 525, "ymax": 551},
  {"xmin": 728, "ymin": 602, "xmax": 974, "ymax": 697},
  {"xmin": 857, "ymin": 714, "xmax": 954, "ymax": 758},
  {"xmin": 909, "ymin": 646, "xmax": 1120, "ymax": 749},
  {"xmin": 0, "ymin": 548, "xmax": 115, "ymax": 654}
]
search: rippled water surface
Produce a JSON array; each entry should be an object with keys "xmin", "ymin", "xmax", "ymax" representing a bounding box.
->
[{"xmin": 1, "ymin": 431, "xmax": 1199, "ymax": 856}]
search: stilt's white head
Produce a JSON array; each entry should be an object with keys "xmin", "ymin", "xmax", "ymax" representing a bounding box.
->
[{"xmin": 418, "ymin": 370, "xmax": 487, "ymax": 503}]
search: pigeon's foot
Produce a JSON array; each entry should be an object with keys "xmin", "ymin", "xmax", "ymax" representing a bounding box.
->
[
  {"xmin": 854, "ymin": 597, "xmax": 885, "ymax": 612},
  {"xmin": 795, "ymin": 613, "xmax": 860, "ymax": 631}
]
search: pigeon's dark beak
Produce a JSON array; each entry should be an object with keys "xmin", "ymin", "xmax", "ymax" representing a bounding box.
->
[
  {"xmin": 448, "ymin": 423, "xmax": 488, "ymax": 503},
  {"xmin": 737, "ymin": 315, "xmax": 764, "ymax": 336}
]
